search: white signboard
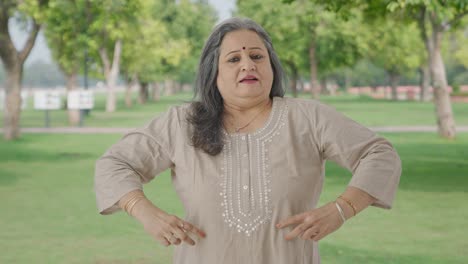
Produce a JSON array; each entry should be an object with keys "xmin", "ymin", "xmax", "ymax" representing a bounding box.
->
[
  {"xmin": 34, "ymin": 90, "xmax": 62, "ymax": 110},
  {"xmin": 67, "ymin": 90, "xmax": 94, "ymax": 110},
  {"xmin": 1, "ymin": 90, "xmax": 29, "ymax": 110}
]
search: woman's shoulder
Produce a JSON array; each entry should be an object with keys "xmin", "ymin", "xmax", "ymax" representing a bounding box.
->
[
  {"xmin": 142, "ymin": 102, "xmax": 192, "ymax": 132},
  {"xmin": 278, "ymin": 96, "xmax": 331, "ymax": 115}
]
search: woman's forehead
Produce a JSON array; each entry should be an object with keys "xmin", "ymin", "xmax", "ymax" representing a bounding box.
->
[{"xmin": 220, "ymin": 30, "xmax": 266, "ymax": 54}]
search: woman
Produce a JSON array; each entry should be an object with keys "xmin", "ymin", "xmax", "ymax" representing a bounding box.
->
[{"xmin": 95, "ymin": 17, "xmax": 401, "ymax": 263}]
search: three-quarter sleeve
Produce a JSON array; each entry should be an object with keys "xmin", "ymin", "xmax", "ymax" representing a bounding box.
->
[
  {"xmin": 312, "ymin": 102, "xmax": 401, "ymax": 209},
  {"xmin": 94, "ymin": 129, "xmax": 174, "ymax": 215}
]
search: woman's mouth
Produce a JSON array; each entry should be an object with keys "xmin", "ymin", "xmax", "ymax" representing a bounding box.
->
[{"xmin": 240, "ymin": 75, "xmax": 259, "ymax": 84}]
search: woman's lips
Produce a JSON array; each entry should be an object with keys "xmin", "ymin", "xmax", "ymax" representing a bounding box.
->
[
  {"xmin": 240, "ymin": 75, "xmax": 259, "ymax": 84},
  {"xmin": 240, "ymin": 79, "xmax": 259, "ymax": 84}
]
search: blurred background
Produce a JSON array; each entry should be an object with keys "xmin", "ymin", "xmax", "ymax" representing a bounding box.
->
[{"xmin": 1, "ymin": 0, "xmax": 467, "ymax": 263}]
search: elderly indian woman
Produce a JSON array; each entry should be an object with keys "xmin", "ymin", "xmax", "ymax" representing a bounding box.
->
[{"xmin": 94, "ymin": 17, "xmax": 401, "ymax": 264}]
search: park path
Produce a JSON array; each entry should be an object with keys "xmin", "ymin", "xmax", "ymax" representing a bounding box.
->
[{"xmin": 1, "ymin": 126, "xmax": 468, "ymax": 134}]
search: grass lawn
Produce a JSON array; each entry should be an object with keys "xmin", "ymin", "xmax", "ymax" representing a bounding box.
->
[
  {"xmin": 2, "ymin": 92, "xmax": 467, "ymax": 128},
  {"xmin": 1, "ymin": 132, "xmax": 467, "ymax": 263}
]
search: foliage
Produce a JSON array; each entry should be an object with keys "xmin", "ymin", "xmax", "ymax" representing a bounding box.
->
[
  {"xmin": 238, "ymin": 0, "xmax": 369, "ymax": 87},
  {"xmin": 157, "ymin": 0, "xmax": 215, "ymax": 82},
  {"xmin": 366, "ymin": 19, "xmax": 423, "ymax": 77},
  {"xmin": 43, "ymin": 0, "xmax": 88, "ymax": 75}
]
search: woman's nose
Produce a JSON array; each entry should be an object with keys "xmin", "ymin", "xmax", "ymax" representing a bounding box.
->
[{"xmin": 241, "ymin": 58, "xmax": 256, "ymax": 71}]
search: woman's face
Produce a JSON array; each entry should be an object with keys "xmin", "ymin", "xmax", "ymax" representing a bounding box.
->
[{"xmin": 217, "ymin": 29, "xmax": 273, "ymax": 106}]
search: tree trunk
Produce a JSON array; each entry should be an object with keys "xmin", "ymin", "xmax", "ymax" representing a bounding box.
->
[
  {"xmin": 164, "ymin": 79, "xmax": 174, "ymax": 96},
  {"xmin": 430, "ymin": 29, "xmax": 456, "ymax": 138},
  {"xmin": 3, "ymin": 65, "xmax": 22, "ymax": 139},
  {"xmin": 99, "ymin": 39, "xmax": 122, "ymax": 113},
  {"xmin": 309, "ymin": 38, "xmax": 320, "ymax": 99},
  {"xmin": 0, "ymin": 12, "xmax": 41, "ymax": 139},
  {"xmin": 124, "ymin": 76, "xmax": 133, "ymax": 108},
  {"xmin": 320, "ymin": 78, "xmax": 327, "ymax": 95},
  {"xmin": 65, "ymin": 72, "xmax": 80, "ymax": 126},
  {"xmin": 298, "ymin": 79, "xmax": 304, "ymax": 92},
  {"xmin": 389, "ymin": 71, "xmax": 400, "ymax": 101},
  {"xmin": 289, "ymin": 76, "xmax": 297, "ymax": 98},
  {"xmin": 344, "ymin": 69, "xmax": 351, "ymax": 92},
  {"xmin": 419, "ymin": 64, "xmax": 431, "ymax": 101},
  {"xmin": 125, "ymin": 74, "xmax": 138, "ymax": 108},
  {"xmin": 138, "ymin": 82, "xmax": 149, "ymax": 104},
  {"xmin": 287, "ymin": 61, "xmax": 298, "ymax": 98},
  {"xmin": 418, "ymin": 8, "xmax": 456, "ymax": 138},
  {"xmin": 175, "ymin": 82, "xmax": 182, "ymax": 93},
  {"xmin": 152, "ymin": 82, "xmax": 160, "ymax": 102}
]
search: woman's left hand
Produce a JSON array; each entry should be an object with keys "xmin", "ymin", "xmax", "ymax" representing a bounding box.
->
[{"xmin": 275, "ymin": 202, "xmax": 344, "ymax": 242}]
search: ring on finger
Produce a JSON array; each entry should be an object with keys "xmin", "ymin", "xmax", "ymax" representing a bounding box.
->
[
  {"xmin": 309, "ymin": 231, "xmax": 319, "ymax": 238},
  {"xmin": 168, "ymin": 234, "xmax": 178, "ymax": 243}
]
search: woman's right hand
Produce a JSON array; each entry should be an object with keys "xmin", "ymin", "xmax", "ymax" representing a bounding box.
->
[{"xmin": 121, "ymin": 191, "xmax": 206, "ymax": 247}]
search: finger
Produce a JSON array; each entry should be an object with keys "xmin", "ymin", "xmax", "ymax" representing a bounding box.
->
[
  {"xmin": 172, "ymin": 225, "xmax": 195, "ymax": 246},
  {"xmin": 312, "ymin": 227, "xmax": 329, "ymax": 242},
  {"xmin": 156, "ymin": 236, "xmax": 171, "ymax": 247},
  {"xmin": 312, "ymin": 225, "xmax": 332, "ymax": 241},
  {"xmin": 301, "ymin": 224, "xmax": 321, "ymax": 240},
  {"xmin": 284, "ymin": 221, "xmax": 312, "ymax": 240},
  {"xmin": 165, "ymin": 233, "xmax": 180, "ymax": 245},
  {"xmin": 276, "ymin": 213, "xmax": 307, "ymax": 228},
  {"xmin": 181, "ymin": 221, "xmax": 206, "ymax": 239}
]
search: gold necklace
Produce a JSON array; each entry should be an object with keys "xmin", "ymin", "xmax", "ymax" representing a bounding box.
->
[{"xmin": 226, "ymin": 101, "xmax": 271, "ymax": 133}]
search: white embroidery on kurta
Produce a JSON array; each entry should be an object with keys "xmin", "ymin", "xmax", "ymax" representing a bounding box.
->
[{"xmin": 220, "ymin": 100, "xmax": 288, "ymax": 236}]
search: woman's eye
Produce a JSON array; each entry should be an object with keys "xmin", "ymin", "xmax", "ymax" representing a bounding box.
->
[
  {"xmin": 228, "ymin": 57, "xmax": 240, "ymax": 63},
  {"xmin": 251, "ymin": 54, "xmax": 264, "ymax": 60}
]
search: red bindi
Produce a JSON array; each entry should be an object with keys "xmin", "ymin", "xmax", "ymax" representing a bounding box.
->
[{"xmin": 242, "ymin": 47, "xmax": 246, "ymax": 50}]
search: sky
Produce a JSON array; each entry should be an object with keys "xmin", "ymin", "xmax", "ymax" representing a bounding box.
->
[{"xmin": 9, "ymin": 0, "xmax": 236, "ymax": 66}]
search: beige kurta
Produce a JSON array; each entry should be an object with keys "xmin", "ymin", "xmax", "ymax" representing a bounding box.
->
[{"xmin": 95, "ymin": 97, "xmax": 401, "ymax": 264}]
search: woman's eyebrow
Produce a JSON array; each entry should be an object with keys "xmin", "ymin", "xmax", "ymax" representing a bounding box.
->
[{"xmin": 224, "ymin": 47, "xmax": 263, "ymax": 57}]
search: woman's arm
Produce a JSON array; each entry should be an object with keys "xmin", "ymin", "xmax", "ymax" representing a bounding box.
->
[
  {"xmin": 118, "ymin": 189, "xmax": 206, "ymax": 247},
  {"xmin": 336, "ymin": 186, "xmax": 377, "ymax": 220}
]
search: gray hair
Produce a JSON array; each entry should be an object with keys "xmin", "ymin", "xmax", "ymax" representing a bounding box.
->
[{"xmin": 187, "ymin": 17, "xmax": 286, "ymax": 156}]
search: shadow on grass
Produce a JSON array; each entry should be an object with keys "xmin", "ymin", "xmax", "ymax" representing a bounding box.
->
[
  {"xmin": 320, "ymin": 94, "xmax": 420, "ymax": 104},
  {"xmin": 0, "ymin": 167, "xmax": 19, "ymax": 186},
  {"xmin": 0, "ymin": 147, "xmax": 95, "ymax": 163},
  {"xmin": 92, "ymin": 93, "xmax": 193, "ymax": 112},
  {"xmin": 325, "ymin": 140, "xmax": 468, "ymax": 193},
  {"xmin": 395, "ymin": 142, "xmax": 468, "ymax": 193},
  {"xmin": 320, "ymin": 242, "xmax": 463, "ymax": 263},
  {"xmin": 0, "ymin": 139, "xmax": 95, "ymax": 186}
]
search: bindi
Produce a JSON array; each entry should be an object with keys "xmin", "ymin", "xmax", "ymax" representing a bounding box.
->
[{"xmin": 242, "ymin": 46, "xmax": 246, "ymax": 50}]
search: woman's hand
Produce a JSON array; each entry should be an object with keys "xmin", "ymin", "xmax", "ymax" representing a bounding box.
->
[
  {"xmin": 275, "ymin": 202, "xmax": 344, "ymax": 242},
  {"xmin": 122, "ymin": 192, "xmax": 206, "ymax": 247}
]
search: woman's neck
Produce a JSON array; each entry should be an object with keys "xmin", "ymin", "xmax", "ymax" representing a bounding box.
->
[{"xmin": 223, "ymin": 98, "xmax": 273, "ymax": 133}]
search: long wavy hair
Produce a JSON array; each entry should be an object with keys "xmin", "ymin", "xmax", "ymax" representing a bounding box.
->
[{"xmin": 187, "ymin": 17, "xmax": 286, "ymax": 156}]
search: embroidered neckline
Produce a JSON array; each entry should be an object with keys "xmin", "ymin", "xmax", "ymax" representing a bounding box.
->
[{"xmin": 219, "ymin": 97, "xmax": 288, "ymax": 236}]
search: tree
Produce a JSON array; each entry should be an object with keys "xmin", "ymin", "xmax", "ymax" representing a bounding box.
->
[
  {"xmin": 242, "ymin": 0, "xmax": 368, "ymax": 98},
  {"xmin": 44, "ymin": 0, "xmax": 88, "ymax": 126},
  {"xmin": 155, "ymin": 0, "xmax": 216, "ymax": 95},
  {"xmin": 287, "ymin": 0, "xmax": 467, "ymax": 138},
  {"xmin": 382, "ymin": 0, "xmax": 467, "ymax": 138},
  {"xmin": 366, "ymin": 19, "xmax": 422, "ymax": 100},
  {"xmin": 86, "ymin": 0, "xmax": 142, "ymax": 112},
  {"xmin": 0, "ymin": 0, "xmax": 49, "ymax": 140},
  {"xmin": 170, "ymin": 0, "xmax": 217, "ymax": 86}
]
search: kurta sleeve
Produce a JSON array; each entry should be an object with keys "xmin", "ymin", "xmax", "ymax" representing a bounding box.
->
[
  {"xmin": 94, "ymin": 106, "xmax": 182, "ymax": 214},
  {"xmin": 312, "ymin": 101, "xmax": 401, "ymax": 209}
]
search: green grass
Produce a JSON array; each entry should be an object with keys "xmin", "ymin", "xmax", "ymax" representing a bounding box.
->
[
  {"xmin": 2, "ymin": 92, "xmax": 468, "ymax": 128},
  {"xmin": 1, "ymin": 133, "xmax": 467, "ymax": 263}
]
